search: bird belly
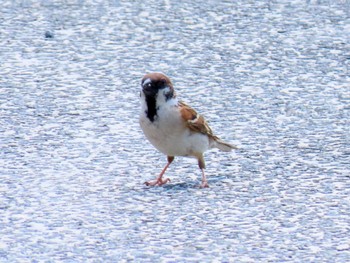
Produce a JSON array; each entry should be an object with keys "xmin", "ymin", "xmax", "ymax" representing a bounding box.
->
[
  {"xmin": 158, "ymin": 132, "xmax": 209, "ymax": 157},
  {"xmin": 140, "ymin": 115, "xmax": 209, "ymax": 157}
]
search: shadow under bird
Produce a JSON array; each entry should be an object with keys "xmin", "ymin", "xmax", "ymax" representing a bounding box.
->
[{"xmin": 139, "ymin": 72, "xmax": 237, "ymax": 188}]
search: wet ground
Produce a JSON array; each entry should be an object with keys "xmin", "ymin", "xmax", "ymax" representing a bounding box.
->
[{"xmin": 1, "ymin": 0, "xmax": 350, "ymax": 262}]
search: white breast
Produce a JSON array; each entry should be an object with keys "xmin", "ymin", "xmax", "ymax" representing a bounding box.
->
[{"xmin": 139, "ymin": 97, "xmax": 210, "ymax": 157}]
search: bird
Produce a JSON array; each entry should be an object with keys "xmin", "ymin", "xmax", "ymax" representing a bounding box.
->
[{"xmin": 139, "ymin": 72, "xmax": 237, "ymax": 188}]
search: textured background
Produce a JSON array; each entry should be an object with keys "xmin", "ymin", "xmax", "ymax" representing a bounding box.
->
[{"xmin": 1, "ymin": 0, "xmax": 349, "ymax": 262}]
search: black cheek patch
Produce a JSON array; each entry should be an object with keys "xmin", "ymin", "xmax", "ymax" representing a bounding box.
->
[{"xmin": 164, "ymin": 89, "xmax": 174, "ymax": 101}]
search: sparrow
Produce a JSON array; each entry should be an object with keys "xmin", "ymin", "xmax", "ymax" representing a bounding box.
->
[{"xmin": 139, "ymin": 72, "xmax": 237, "ymax": 188}]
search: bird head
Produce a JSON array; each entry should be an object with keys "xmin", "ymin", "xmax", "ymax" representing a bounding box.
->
[{"xmin": 141, "ymin": 73, "xmax": 175, "ymax": 102}]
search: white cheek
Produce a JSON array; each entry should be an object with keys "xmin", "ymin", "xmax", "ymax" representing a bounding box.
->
[
  {"xmin": 140, "ymin": 89, "xmax": 145, "ymax": 100},
  {"xmin": 140, "ymin": 91, "xmax": 147, "ymax": 111},
  {"xmin": 156, "ymin": 89, "xmax": 168, "ymax": 104}
]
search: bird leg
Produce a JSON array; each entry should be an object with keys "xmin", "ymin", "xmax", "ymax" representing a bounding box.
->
[
  {"xmin": 200, "ymin": 169, "xmax": 209, "ymax": 188},
  {"xmin": 198, "ymin": 155, "xmax": 209, "ymax": 188},
  {"xmin": 145, "ymin": 156, "xmax": 174, "ymax": 186}
]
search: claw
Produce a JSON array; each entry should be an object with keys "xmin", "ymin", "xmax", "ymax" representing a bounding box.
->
[
  {"xmin": 144, "ymin": 177, "xmax": 171, "ymax": 186},
  {"xmin": 144, "ymin": 157, "xmax": 174, "ymax": 187},
  {"xmin": 200, "ymin": 181, "xmax": 209, "ymax": 188}
]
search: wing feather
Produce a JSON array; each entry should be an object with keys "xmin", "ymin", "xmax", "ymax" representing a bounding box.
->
[
  {"xmin": 178, "ymin": 101, "xmax": 215, "ymax": 137},
  {"xmin": 178, "ymin": 101, "xmax": 237, "ymax": 151}
]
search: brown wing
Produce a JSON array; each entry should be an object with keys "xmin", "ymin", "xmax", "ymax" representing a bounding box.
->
[
  {"xmin": 179, "ymin": 101, "xmax": 237, "ymax": 151},
  {"xmin": 178, "ymin": 101, "xmax": 216, "ymax": 137}
]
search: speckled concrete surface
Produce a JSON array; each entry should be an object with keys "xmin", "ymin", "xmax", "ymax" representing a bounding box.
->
[{"xmin": 1, "ymin": 0, "xmax": 350, "ymax": 262}]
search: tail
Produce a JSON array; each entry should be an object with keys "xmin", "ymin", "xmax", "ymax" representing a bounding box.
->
[{"xmin": 213, "ymin": 138, "xmax": 238, "ymax": 152}]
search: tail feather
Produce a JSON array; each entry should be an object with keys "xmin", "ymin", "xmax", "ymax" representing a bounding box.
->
[{"xmin": 213, "ymin": 138, "xmax": 238, "ymax": 152}]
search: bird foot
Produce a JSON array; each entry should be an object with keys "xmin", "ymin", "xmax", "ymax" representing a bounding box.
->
[
  {"xmin": 144, "ymin": 177, "xmax": 171, "ymax": 186},
  {"xmin": 200, "ymin": 181, "xmax": 209, "ymax": 188}
]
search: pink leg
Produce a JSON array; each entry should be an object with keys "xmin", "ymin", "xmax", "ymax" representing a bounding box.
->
[
  {"xmin": 198, "ymin": 155, "xmax": 209, "ymax": 188},
  {"xmin": 200, "ymin": 168, "xmax": 209, "ymax": 188},
  {"xmin": 145, "ymin": 156, "xmax": 174, "ymax": 186}
]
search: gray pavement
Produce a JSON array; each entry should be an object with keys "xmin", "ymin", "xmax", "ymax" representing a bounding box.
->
[{"xmin": 1, "ymin": 0, "xmax": 350, "ymax": 262}]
